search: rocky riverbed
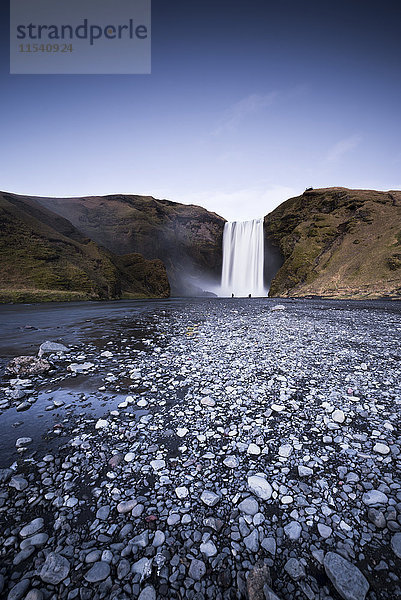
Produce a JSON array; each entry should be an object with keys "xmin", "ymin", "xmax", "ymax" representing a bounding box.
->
[{"xmin": 0, "ymin": 298, "xmax": 401, "ymax": 600}]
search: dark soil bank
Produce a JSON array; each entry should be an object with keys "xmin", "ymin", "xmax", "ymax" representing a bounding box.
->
[{"xmin": 0, "ymin": 298, "xmax": 400, "ymax": 600}]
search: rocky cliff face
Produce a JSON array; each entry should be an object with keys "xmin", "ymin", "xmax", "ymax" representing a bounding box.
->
[
  {"xmin": 0, "ymin": 192, "xmax": 170, "ymax": 303},
  {"xmin": 264, "ymin": 188, "xmax": 401, "ymax": 299},
  {"xmin": 35, "ymin": 195, "xmax": 226, "ymax": 295}
]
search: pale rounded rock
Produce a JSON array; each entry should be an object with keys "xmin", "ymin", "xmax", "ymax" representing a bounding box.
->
[
  {"xmin": 373, "ymin": 442, "xmax": 390, "ymax": 455},
  {"xmin": 248, "ymin": 475, "xmax": 272, "ymax": 500},
  {"xmin": 247, "ymin": 443, "xmax": 261, "ymax": 456},
  {"xmin": 332, "ymin": 409, "xmax": 345, "ymax": 423}
]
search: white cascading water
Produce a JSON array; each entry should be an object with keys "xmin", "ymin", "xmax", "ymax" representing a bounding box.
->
[{"xmin": 220, "ymin": 218, "xmax": 267, "ymax": 297}]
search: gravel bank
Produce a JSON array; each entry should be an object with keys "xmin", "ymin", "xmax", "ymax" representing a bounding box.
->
[{"xmin": 0, "ymin": 298, "xmax": 400, "ymax": 600}]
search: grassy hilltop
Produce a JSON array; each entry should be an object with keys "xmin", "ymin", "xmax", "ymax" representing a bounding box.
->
[{"xmin": 265, "ymin": 188, "xmax": 401, "ymax": 299}]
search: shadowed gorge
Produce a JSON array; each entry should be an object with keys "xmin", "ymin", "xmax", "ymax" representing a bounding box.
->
[{"xmin": 264, "ymin": 188, "xmax": 401, "ymax": 299}]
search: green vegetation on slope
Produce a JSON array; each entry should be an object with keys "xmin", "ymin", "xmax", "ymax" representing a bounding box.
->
[
  {"xmin": 264, "ymin": 188, "xmax": 401, "ymax": 299},
  {"xmin": 0, "ymin": 193, "xmax": 170, "ymax": 303}
]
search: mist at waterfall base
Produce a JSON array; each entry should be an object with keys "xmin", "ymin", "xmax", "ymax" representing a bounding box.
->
[{"xmin": 172, "ymin": 218, "xmax": 283, "ymax": 298}]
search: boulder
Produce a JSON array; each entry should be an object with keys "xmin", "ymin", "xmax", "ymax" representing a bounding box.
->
[
  {"xmin": 40, "ymin": 552, "xmax": 70, "ymax": 584},
  {"xmin": 38, "ymin": 341, "xmax": 69, "ymax": 357},
  {"xmin": 6, "ymin": 356, "xmax": 51, "ymax": 376},
  {"xmin": 324, "ymin": 552, "xmax": 369, "ymax": 600}
]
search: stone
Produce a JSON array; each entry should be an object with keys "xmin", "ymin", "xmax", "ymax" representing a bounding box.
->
[
  {"xmin": 373, "ymin": 443, "xmax": 390, "ymax": 455},
  {"xmin": 167, "ymin": 513, "xmax": 180, "ymax": 526},
  {"xmin": 367, "ymin": 508, "xmax": 386, "ymax": 528},
  {"xmin": 247, "ymin": 563, "xmax": 271, "ymax": 600},
  {"xmin": 284, "ymin": 521, "xmax": 302, "ymax": 540},
  {"xmin": 332, "ymin": 409, "xmax": 345, "ymax": 423},
  {"xmin": 324, "ymin": 552, "xmax": 369, "ymax": 600},
  {"xmin": 138, "ymin": 587, "xmax": 156, "ymax": 600},
  {"xmin": 131, "ymin": 531, "xmax": 149, "ymax": 548},
  {"xmin": 40, "ymin": 552, "xmax": 70, "ymax": 584},
  {"xmin": 15, "ymin": 437, "xmax": 32, "ymax": 448},
  {"xmin": 278, "ymin": 444, "xmax": 292, "ymax": 458},
  {"xmin": 25, "ymin": 591, "xmax": 44, "ymax": 600},
  {"xmin": 285, "ymin": 558, "xmax": 306, "ymax": 581},
  {"xmin": 6, "ymin": 356, "xmax": 51, "ymax": 375},
  {"xmin": 391, "ymin": 533, "xmax": 401, "ymax": 558},
  {"xmin": 238, "ymin": 497, "xmax": 259, "ymax": 516},
  {"xmin": 117, "ymin": 499, "xmax": 136, "ymax": 514},
  {"xmin": 95, "ymin": 419, "xmax": 108, "ymax": 429},
  {"xmin": 244, "ymin": 529, "xmax": 259, "ymax": 552},
  {"xmin": 176, "ymin": 427, "xmax": 188, "ymax": 437},
  {"xmin": 20, "ymin": 533, "xmax": 49, "ymax": 548},
  {"xmin": 8, "ymin": 389, "xmax": 25, "ymax": 400},
  {"xmin": 38, "ymin": 341, "xmax": 69, "ymax": 357},
  {"xmin": 189, "ymin": 558, "xmax": 206, "ymax": 581},
  {"xmin": 223, "ymin": 456, "xmax": 239, "ymax": 468},
  {"xmin": 132, "ymin": 558, "xmax": 152, "ymax": 578},
  {"xmin": 0, "ymin": 468, "xmax": 13, "ymax": 483},
  {"xmin": 9, "ymin": 476, "xmax": 28, "ymax": 491},
  {"xmin": 261, "ymin": 537, "xmax": 276, "ymax": 556},
  {"xmin": 20, "ymin": 518, "xmax": 44, "ymax": 538},
  {"xmin": 200, "ymin": 540, "xmax": 217, "ymax": 557},
  {"xmin": 68, "ymin": 362, "xmax": 94, "ymax": 373},
  {"xmin": 318, "ymin": 523, "xmax": 333, "ymax": 538},
  {"xmin": 85, "ymin": 550, "xmax": 101, "ymax": 564},
  {"xmin": 362, "ymin": 490, "xmax": 388, "ymax": 506},
  {"xmin": 6, "ymin": 579, "xmax": 30, "ymax": 600},
  {"xmin": 271, "ymin": 404, "xmax": 285, "ymax": 412},
  {"xmin": 152, "ymin": 530, "xmax": 165, "ymax": 547},
  {"xmin": 175, "ymin": 486, "xmax": 189, "ymax": 499},
  {"xmin": 201, "ymin": 490, "xmax": 220, "ymax": 506},
  {"xmin": 248, "ymin": 475, "xmax": 272, "ymax": 500},
  {"xmin": 263, "ymin": 585, "xmax": 283, "ymax": 600},
  {"xmin": 201, "ymin": 397, "xmax": 216, "ymax": 407},
  {"xmin": 84, "ymin": 561, "xmax": 111, "ymax": 583},
  {"xmin": 150, "ymin": 459, "xmax": 165, "ymax": 471},
  {"xmin": 108, "ymin": 454, "xmax": 123, "ymax": 467},
  {"xmin": 117, "ymin": 558, "xmax": 130, "ymax": 580},
  {"xmin": 96, "ymin": 506, "xmax": 110, "ymax": 520},
  {"xmin": 298, "ymin": 465, "xmax": 313, "ymax": 477},
  {"xmin": 247, "ymin": 443, "xmax": 261, "ymax": 455},
  {"xmin": 13, "ymin": 546, "xmax": 35, "ymax": 565}
]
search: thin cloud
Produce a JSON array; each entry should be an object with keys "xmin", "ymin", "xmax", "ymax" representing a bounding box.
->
[
  {"xmin": 326, "ymin": 135, "xmax": 361, "ymax": 163},
  {"xmin": 213, "ymin": 92, "xmax": 278, "ymax": 136}
]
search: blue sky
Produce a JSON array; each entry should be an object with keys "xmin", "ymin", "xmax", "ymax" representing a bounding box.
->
[{"xmin": 1, "ymin": 0, "xmax": 401, "ymax": 220}]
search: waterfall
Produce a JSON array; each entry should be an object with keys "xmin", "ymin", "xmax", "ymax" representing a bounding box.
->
[{"xmin": 220, "ymin": 218, "xmax": 267, "ymax": 297}]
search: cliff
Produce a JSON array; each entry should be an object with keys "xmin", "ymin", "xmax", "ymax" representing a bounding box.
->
[
  {"xmin": 264, "ymin": 187, "xmax": 401, "ymax": 299},
  {"xmin": 35, "ymin": 194, "xmax": 226, "ymax": 295},
  {"xmin": 0, "ymin": 192, "xmax": 170, "ymax": 303}
]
